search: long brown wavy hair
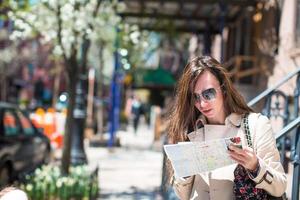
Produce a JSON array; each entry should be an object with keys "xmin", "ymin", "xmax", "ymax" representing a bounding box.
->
[{"xmin": 167, "ymin": 55, "xmax": 253, "ymax": 144}]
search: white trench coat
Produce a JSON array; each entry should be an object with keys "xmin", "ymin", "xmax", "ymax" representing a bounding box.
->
[{"xmin": 173, "ymin": 113, "xmax": 287, "ymax": 200}]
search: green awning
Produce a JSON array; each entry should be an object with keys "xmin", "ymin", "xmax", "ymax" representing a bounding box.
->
[{"xmin": 133, "ymin": 67, "xmax": 176, "ymax": 89}]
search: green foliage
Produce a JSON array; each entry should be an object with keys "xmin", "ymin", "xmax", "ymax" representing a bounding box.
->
[
  {"xmin": 20, "ymin": 165, "xmax": 99, "ymax": 200},
  {"xmin": 0, "ymin": 0, "xmax": 30, "ymax": 19},
  {"xmin": 14, "ymin": 0, "xmax": 30, "ymax": 10}
]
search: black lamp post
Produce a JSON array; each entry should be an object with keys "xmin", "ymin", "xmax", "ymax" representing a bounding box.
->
[{"xmin": 70, "ymin": 75, "xmax": 88, "ymax": 165}]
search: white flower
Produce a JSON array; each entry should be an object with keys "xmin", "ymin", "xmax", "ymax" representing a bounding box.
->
[
  {"xmin": 9, "ymin": 0, "xmax": 126, "ymax": 61},
  {"xmin": 53, "ymin": 45, "xmax": 64, "ymax": 56},
  {"xmin": 56, "ymin": 180, "xmax": 62, "ymax": 188},
  {"xmin": 48, "ymin": 0, "xmax": 57, "ymax": 8},
  {"xmin": 26, "ymin": 184, "xmax": 33, "ymax": 191}
]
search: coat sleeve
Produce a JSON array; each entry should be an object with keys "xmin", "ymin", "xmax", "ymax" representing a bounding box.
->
[
  {"xmin": 250, "ymin": 114, "xmax": 287, "ymax": 197},
  {"xmin": 173, "ymin": 176, "xmax": 195, "ymax": 200}
]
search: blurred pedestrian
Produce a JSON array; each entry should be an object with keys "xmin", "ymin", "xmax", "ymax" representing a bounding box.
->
[{"xmin": 131, "ymin": 95, "xmax": 142, "ymax": 134}]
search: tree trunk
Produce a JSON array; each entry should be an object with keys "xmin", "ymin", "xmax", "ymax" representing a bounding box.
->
[
  {"xmin": 52, "ymin": 61, "xmax": 61, "ymax": 108},
  {"xmin": 61, "ymin": 56, "xmax": 78, "ymax": 175},
  {"xmin": 97, "ymin": 43, "xmax": 104, "ymax": 136},
  {"xmin": 80, "ymin": 39, "xmax": 90, "ymax": 75},
  {"xmin": 0, "ymin": 65, "xmax": 7, "ymax": 101}
]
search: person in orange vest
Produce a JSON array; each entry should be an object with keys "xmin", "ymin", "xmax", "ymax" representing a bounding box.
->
[
  {"xmin": 43, "ymin": 108, "xmax": 56, "ymax": 139},
  {"xmin": 52, "ymin": 108, "xmax": 66, "ymax": 149},
  {"xmin": 30, "ymin": 107, "xmax": 45, "ymax": 130}
]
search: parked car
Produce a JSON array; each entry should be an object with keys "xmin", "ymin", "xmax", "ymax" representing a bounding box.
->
[{"xmin": 0, "ymin": 102, "xmax": 51, "ymax": 187}]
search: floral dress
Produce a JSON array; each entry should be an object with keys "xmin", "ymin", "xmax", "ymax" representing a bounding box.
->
[{"xmin": 233, "ymin": 164, "xmax": 268, "ymax": 200}]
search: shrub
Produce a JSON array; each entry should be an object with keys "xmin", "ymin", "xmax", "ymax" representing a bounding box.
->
[{"xmin": 20, "ymin": 165, "xmax": 99, "ymax": 200}]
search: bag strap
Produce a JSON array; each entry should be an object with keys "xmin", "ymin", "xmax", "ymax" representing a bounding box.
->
[{"xmin": 242, "ymin": 113, "xmax": 253, "ymax": 148}]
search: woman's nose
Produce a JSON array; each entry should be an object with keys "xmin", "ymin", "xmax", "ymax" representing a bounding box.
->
[{"xmin": 199, "ymin": 99, "xmax": 208, "ymax": 108}]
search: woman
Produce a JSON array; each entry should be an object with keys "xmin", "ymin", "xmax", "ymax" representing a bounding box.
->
[{"xmin": 168, "ymin": 56, "xmax": 287, "ymax": 200}]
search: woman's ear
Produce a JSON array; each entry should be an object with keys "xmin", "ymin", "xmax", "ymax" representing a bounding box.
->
[
  {"xmin": 222, "ymin": 89, "xmax": 227, "ymax": 101},
  {"xmin": 222, "ymin": 84, "xmax": 226, "ymax": 93},
  {"xmin": 221, "ymin": 89, "xmax": 226, "ymax": 97}
]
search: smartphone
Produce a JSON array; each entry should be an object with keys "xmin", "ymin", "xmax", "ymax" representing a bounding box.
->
[{"xmin": 225, "ymin": 137, "xmax": 242, "ymax": 150}]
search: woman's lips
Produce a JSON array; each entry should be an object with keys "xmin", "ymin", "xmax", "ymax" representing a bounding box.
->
[{"xmin": 202, "ymin": 109, "xmax": 212, "ymax": 114}]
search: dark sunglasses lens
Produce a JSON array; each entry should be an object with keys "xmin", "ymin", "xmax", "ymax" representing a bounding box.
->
[
  {"xmin": 194, "ymin": 93, "xmax": 201, "ymax": 102},
  {"xmin": 202, "ymin": 88, "xmax": 216, "ymax": 100}
]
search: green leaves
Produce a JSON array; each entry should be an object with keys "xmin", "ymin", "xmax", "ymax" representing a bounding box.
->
[{"xmin": 20, "ymin": 165, "xmax": 99, "ymax": 200}]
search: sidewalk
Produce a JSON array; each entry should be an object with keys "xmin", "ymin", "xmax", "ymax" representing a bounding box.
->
[{"xmin": 86, "ymin": 123, "xmax": 164, "ymax": 200}]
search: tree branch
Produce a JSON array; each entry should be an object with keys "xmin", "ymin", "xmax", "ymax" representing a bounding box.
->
[
  {"xmin": 42, "ymin": 2, "xmax": 56, "ymax": 12},
  {"xmin": 79, "ymin": 0, "xmax": 103, "ymax": 73},
  {"xmin": 93, "ymin": 0, "xmax": 102, "ymax": 17},
  {"xmin": 11, "ymin": 12, "xmax": 39, "ymax": 34},
  {"xmin": 55, "ymin": 2, "xmax": 68, "ymax": 65}
]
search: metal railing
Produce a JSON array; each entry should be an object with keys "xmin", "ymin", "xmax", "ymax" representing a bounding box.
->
[
  {"xmin": 247, "ymin": 67, "xmax": 300, "ymax": 200},
  {"xmin": 275, "ymin": 117, "xmax": 300, "ymax": 200},
  {"xmin": 247, "ymin": 67, "xmax": 300, "ymax": 172},
  {"xmin": 248, "ymin": 67, "xmax": 300, "ymax": 107}
]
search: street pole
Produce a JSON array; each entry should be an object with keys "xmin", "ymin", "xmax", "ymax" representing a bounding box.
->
[
  {"xmin": 108, "ymin": 29, "xmax": 121, "ymax": 147},
  {"xmin": 70, "ymin": 75, "xmax": 87, "ymax": 165}
]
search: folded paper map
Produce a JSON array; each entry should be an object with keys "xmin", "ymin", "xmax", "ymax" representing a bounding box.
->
[{"xmin": 164, "ymin": 137, "xmax": 241, "ymax": 178}]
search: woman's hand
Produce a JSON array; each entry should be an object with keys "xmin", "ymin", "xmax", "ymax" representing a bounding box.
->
[{"xmin": 228, "ymin": 145, "xmax": 258, "ymax": 171}]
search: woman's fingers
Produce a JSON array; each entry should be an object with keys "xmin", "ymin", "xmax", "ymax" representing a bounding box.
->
[
  {"xmin": 243, "ymin": 147, "xmax": 255, "ymax": 155},
  {"xmin": 228, "ymin": 150, "xmax": 245, "ymax": 160},
  {"xmin": 229, "ymin": 145, "xmax": 244, "ymax": 154},
  {"xmin": 228, "ymin": 147, "xmax": 251, "ymax": 163},
  {"xmin": 228, "ymin": 152, "xmax": 245, "ymax": 165},
  {"xmin": 228, "ymin": 147, "xmax": 258, "ymax": 171},
  {"xmin": 229, "ymin": 145, "xmax": 255, "ymax": 157}
]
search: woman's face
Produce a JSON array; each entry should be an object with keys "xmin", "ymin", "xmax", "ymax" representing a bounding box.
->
[{"xmin": 193, "ymin": 70, "xmax": 226, "ymax": 124}]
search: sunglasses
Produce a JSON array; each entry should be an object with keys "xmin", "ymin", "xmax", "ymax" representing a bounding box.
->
[{"xmin": 193, "ymin": 88, "xmax": 217, "ymax": 103}]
